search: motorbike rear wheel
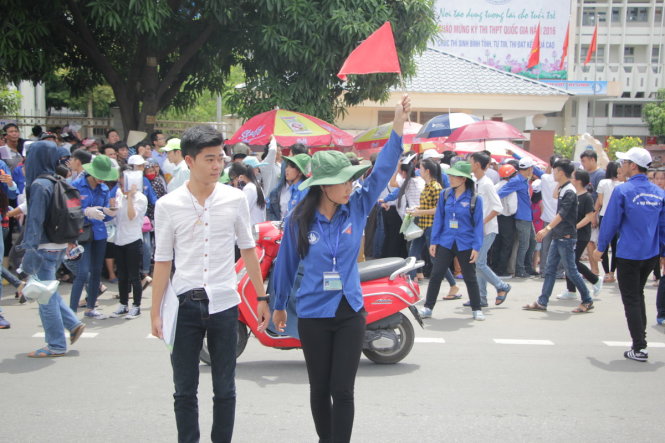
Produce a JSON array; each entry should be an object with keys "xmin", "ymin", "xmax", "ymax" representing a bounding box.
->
[
  {"xmin": 199, "ymin": 321, "xmax": 249, "ymax": 365},
  {"xmin": 362, "ymin": 312, "xmax": 414, "ymax": 364}
]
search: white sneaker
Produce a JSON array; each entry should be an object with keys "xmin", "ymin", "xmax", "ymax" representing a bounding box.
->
[
  {"xmin": 418, "ymin": 307, "xmax": 432, "ymax": 319},
  {"xmin": 472, "ymin": 310, "xmax": 485, "ymax": 321},
  {"xmin": 556, "ymin": 291, "xmax": 577, "ymax": 300},
  {"xmin": 84, "ymin": 309, "xmax": 108, "ymax": 320},
  {"xmin": 110, "ymin": 304, "xmax": 128, "ymax": 318},
  {"xmin": 125, "ymin": 306, "xmax": 141, "ymax": 319},
  {"xmin": 592, "ymin": 279, "xmax": 603, "ymax": 296}
]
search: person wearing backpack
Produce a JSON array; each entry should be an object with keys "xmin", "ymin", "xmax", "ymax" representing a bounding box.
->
[
  {"xmin": 19, "ymin": 141, "xmax": 86, "ymax": 357},
  {"xmin": 419, "ymin": 161, "xmax": 485, "ymax": 321},
  {"xmin": 69, "ymin": 155, "xmax": 119, "ymax": 318}
]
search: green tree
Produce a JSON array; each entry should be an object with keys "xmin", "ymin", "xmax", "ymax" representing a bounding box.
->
[
  {"xmin": 46, "ymin": 70, "xmax": 116, "ymax": 117},
  {"xmin": 0, "ymin": 87, "xmax": 22, "ymax": 115},
  {"xmin": 643, "ymin": 88, "xmax": 665, "ymax": 141},
  {"xmin": 606, "ymin": 136, "xmax": 644, "ymax": 160},
  {"xmin": 0, "ymin": 1, "xmax": 437, "ymax": 131},
  {"xmin": 553, "ymin": 135, "xmax": 577, "ymax": 159}
]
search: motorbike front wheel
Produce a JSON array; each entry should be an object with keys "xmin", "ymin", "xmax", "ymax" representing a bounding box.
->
[
  {"xmin": 199, "ymin": 321, "xmax": 249, "ymax": 365},
  {"xmin": 362, "ymin": 312, "xmax": 415, "ymax": 364}
]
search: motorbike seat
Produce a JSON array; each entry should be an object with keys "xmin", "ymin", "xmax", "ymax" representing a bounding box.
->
[{"xmin": 357, "ymin": 257, "xmax": 407, "ymax": 282}]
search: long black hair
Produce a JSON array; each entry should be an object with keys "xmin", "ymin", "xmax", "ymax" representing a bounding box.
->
[
  {"xmin": 397, "ymin": 159, "xmax": 417, "ymax": 206},
  {"xmin": 605, "ymin": 161, "xmax": 619, "ymax": 180},
  {"xmin": 420, "ymin": 159, "xmax": 443, "ymax": 187},
  {"xmin": 229, "ymin": 162, "xmax": 266, "ymax": 209},
  {"xmin": 291, "ymin": 185, "xmax": 323, "ymax": 258}
]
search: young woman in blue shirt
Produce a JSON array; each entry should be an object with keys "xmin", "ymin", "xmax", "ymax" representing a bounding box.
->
[
  {"xmin": 419, "ymin": 161, "xmax": 485, "ymax": 320},
  {"xmin": 272, "ymin": 95, "xmax": 411, "ymax": 443}
]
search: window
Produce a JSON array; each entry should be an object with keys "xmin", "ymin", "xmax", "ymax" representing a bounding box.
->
[
  {"xmin": 377, "ymin": 111, "xmax": 394, "ymax": 125},
  {"xmin": 627, "ymin": 7, "xmax": 648, "ymax": 22},
  {"xmin": 653, "ymin": 46, "xmax": 661, "ymax": 64},
  {"xmin": 582, "ymin": 8, "xmax": 597, "ymax": 26},
  {"xmin": 624, "ymin": 46, "xmax": 635, "ymax": 63},
  {"xmin": 612, "ymin": 103, "xmax": 643, "ymax": 118},
  {"xmin": 580, "ymin": 45, "xmax": 605, "ymax": 63},
  {"xmin": 588, "ymin": 103, "xmax": 608, "ymax": 117},
  {"xmin": 611, "ymin": 7, "xmax": 621, "ymax": 23},
  {"xmin": 655, "ymin": 7, "xmax": 663, "ymax": 24},
  {"xmin": 418, "ymin": 112, "xmax": 441, "ymax": 124}
]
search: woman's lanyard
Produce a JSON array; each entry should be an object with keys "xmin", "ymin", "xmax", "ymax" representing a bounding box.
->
[
  {"xmin": 449, "ymin": 190, "xmax": 459, "ymax": 229},
  {"xmin": 317, "ymin": 217, "xmax": 344, "ymax": 291},
  {"xmin": 317, "ymin": 218, "xmax": 341, "ymax": 272}
]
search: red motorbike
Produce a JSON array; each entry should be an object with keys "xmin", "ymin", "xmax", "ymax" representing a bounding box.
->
[{"xmin": 200, "ymin": 221, "xmax": 424, "ymax": 365}]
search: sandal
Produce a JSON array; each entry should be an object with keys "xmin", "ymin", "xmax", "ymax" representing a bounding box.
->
[
  {"xmin": 603, "ymin": 275, "xmax": 615, "ymax": 283},
  {"xmin": 28, "ymin": 347, "xmax": 65, "ymax": 358},
  {"xmin": 495, "ymin": 285, "xmax": 511, "ymax": 306},
  {"xmin": 522, "ymin": 302, "xmax": 547, "ymax": 311},
  {"xmin": 572, "ymin": 302, "xmax": 594, "ymax": 313},
  {"xmin": 442, "ymin": 293, "xmax": 463, "ymax": 300}
]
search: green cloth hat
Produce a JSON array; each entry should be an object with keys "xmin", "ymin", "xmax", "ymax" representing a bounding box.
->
[
  {"xmin": 160, "ymin": 138, "xmax": 181, "ymax": 152},
  {"xmin": 283, "ymin": 153, "xmax": 311, "ymax": 176},
  {"xmin": 299, "ymin": 150, "xmax": 370, "ymax": 190},
  {"xmin": 446, "ymin": 160, "xmax": 473, "ymax": 180},
  {"xmin": 83, "ymin": 154, "xmax": 119, "ymax": 181},
  {"xmin": 218, "ymin": 171, "xmax": 230, "ymax": 184}
]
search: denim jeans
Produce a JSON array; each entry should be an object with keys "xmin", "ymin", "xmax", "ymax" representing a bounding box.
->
[
  {"xmin": 171, "ymin": 296, "xmax": 238, "ymax": 443},
  {"xmin": 538, "ymin": 238, "xmax": 592, "ymax": 307},
  {"xmin": 476, "ymin": 233, "xmax": 510, "ymax": 304},
  {"xmin": 408, "ymin": 227, "xmax": 430, "ymax": 278},
  {"xmin": 515, "ymin": 219, "xmax": 536, "ymax": 275},
  {"xmin": 36, "ymin": 249, "xmax": 83, "ymax": 353},
  {"xmin": 141, "ymin": 231, "xmax": 152, "ymax": 275},
  {"xmin": 69, "ymin": 239, "xmax": 107, "ymax": 312}
]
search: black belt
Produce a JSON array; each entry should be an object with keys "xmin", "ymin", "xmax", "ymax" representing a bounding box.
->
[{"xmin": 179, "ymin": 288, "xmax": 208, "ymax": 301}]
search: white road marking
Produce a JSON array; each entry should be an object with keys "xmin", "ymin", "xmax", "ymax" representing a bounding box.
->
[
  {"xmin": 603, "ymin": 341, "xmax": 665, "ymax": 348},
  {"xmin": 32, "ymin": 332, "xmax": 98, "ymax": 338},
  {"xmin": 494, "ymin": 339, "xmax": 554, "ymax": 345},
  {"xmin": 415, "ymin": 337, "xmax": 446, "ymax": 343}
]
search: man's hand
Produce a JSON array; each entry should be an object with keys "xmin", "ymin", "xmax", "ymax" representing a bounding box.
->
[
  {"xmin": 592, "ymin": 249, "xmax": 604, "ymax": 263},
  {"xmin": 429, "ymin": 245, "xmax": 437, "ymax": 257},
  {"xmin": 272, "ymin": 310, "xmax": 287, "ymax": 333},
  {"xmin": 256, "ymin": 301, "xmax": 271, "ymax": 333},
  {"xmin": 392, "ymin": 94, "xmax": 411, "ymax": 136},
  {"xmin": 536, "ymin": 229, "xmax": 547, "ymax": 242},
  {"xmin": 84, "ymin": 206, "xmax": 105, "ymax": 220},
  {"xmin": 151, "ymin": 313, "xmax": 163, "ymax": 339},
  {"xmin": 469, "ymin": 250, "xmax": 478, "ymax": 263}
]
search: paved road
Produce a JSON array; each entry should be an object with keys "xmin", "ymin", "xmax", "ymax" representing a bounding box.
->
[{"xmin": 1, "ymin": 276, "xmax": 663, "ymax": 442}]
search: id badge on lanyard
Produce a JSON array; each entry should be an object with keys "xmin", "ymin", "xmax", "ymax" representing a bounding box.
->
[{"xmin": 317, "ymin": 219, "xmax": 344, "ymax": 291}]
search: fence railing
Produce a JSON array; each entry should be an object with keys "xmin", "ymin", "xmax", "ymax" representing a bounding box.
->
[{"xmin": 154, "ymin": 120, "xmax": 234, "ymax": 138}]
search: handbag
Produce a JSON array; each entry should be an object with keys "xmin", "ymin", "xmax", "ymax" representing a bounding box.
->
[
  {"xmin": 142, "ymin": 216, "xmax": 153, "ymax": 233},
  {"xmin": 78, "ymin": 224, "xmax": 92, "ymax": 243},
  {"xmin": 399, "ymin": 214, "xmax": 423, "ymax": 241}
]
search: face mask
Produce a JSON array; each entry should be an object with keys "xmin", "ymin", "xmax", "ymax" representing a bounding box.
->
[{"xmin": 145, "ymin": 172, "xmax": 157, "ymax": 180}]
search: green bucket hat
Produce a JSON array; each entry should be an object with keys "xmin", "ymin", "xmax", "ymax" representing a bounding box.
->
[
  {"xmin": 299, "ymin": 150, "xmax": 370, "ymax": 190},
  {"xmin": 218, "ymin": 170, "xmax": 230, "ymax": 184},
  {"xmin": 83, "ymin": 154, "xmax": 119, "ymax": 181},
  {"xmin": 284, "ymin": 153, "xmax": 311, "ymax": 176},
  {"xmin": 446, "ymin": 160, "xmax": 473, "ymax": 180}
]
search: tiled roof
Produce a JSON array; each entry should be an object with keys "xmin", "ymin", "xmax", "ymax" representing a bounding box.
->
[{"xmin": 399, "ymin": 48, "xmax": 571, "ymax": 96}]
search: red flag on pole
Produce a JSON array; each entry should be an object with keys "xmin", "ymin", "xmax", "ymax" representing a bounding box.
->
[
  {"xmin": 527, "ymin": 23, "xmax": 541, "ymax": 69},
  {"xmin": 337, "ymin": 22, "xmax": 401, "ymax": 81},
  {"xmin": 584, "ymin": 25, "xmax": 598, "ymax": 66},
  {"xmin": 559, "ymin": 22, "xmax": 570, "ymax": 70}
]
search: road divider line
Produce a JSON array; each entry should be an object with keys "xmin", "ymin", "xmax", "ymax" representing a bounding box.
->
[
  {"xmin": 603, "ymin": 341, "xmax": 665, "ymax": 348},
  {"xmin": 32, "ymin": 332, "xmax": 98, "ymax": 338},
  {"xmin": 494, "ymin": 339, "xmax": 554, "ymax": 345},
  {"xmin": 415, "ymin": 337, "xmax": 446, "ymax": 343}
]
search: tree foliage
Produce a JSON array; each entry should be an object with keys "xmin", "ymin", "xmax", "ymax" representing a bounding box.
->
[
  {"xmin": 643, "ymin": 88, "xmax": 665, "ymax": 139},
  {"xmin": 553, "ymin": 135, "xmax": 576, "ymax": 159},
  {"xmin": 606, "ymin": 136, "xmax": 644, "ymax": 160},
  {"xmin": 0, "ymin": 87, "xmax": 22, "ymax": 115},
  {"xmin": 0, "ymin": 0, "xmax": 437, "ymax": 131},
  {"xmin": 46, "ymin": 69, "xmax": 115, "ymax": 117}
]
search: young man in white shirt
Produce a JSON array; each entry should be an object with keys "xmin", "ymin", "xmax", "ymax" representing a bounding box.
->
[
  {"xmin": 151, "ymin": 125, "xmax": 271, "ymax": 443},
  {"xmin": 161, "ymin": 138, "xmax": 190, "ymax": 193},
  {"xmin": 470, "ymin": 153, "xmax": 511, "ymax": 306},
  {"xmin": 539, "ymin": 155, "xmax": 561, "ymax": 277}
]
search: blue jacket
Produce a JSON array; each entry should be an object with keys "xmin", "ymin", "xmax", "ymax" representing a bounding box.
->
[
  {"xmin": 430, "ymin": 188, "xmax": 484, "ymax": 251},
  {"xmin": 597, "ymin": 174, "xmax": 665, "ymax": 260},
  {"xmin": 266, "ymin": 175, "xmax": 308, "ymax": 221},
  {"xmin": 0, "ymin": 160, "xmax": 18, "ymax": 200},
  {"xmin": 11, "ymin": 163, "xmax": 24, "ymax": 195},
  {"xmin": 72, "ymin": 174, "xmax": 114, "ymax": 241},
  {"xmin": 20, "ymin": 142, "xmax": 70, "ymax": 274},
  {"xmin": 142, "ymin": 176, "xmax": 157, "ymax": 205},
  {"xmin": 497, "ymin": 173, "xmax": 532, "ymax": 221},
  {"xmin": 272, "ymin": 131, "xmax": 403, "ymax": 318}
]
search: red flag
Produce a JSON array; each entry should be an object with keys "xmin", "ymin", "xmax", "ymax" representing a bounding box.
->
[
  {"xmin": 584, "ymin": 25, "xmax": 598, "ymax": 65},
  {"xmin": 559, "ymin": 22, "xmax": 570, "ymax": 70},
  {"xmin": 527, "ymin": 23, "xmax": 540, "ymax": 69},
  {"xmin": 337, "ymin": 22, "xmax": 401, "ymax": 81}
]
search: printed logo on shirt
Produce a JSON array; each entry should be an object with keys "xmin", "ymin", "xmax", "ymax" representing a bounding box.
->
[
  {"xmin": 342, "ymin": 223, "xmax": 352, "ymax": 235},
  {"xmin": 460, "ymin": 201, "xmax": 469, "ymax": 207},
  {"xmin": 307, "ymin": 231, "xmax": 320, "ymax": 245}
]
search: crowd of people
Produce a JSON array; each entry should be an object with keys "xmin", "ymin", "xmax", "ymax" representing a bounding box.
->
[{"xmin": 1, "ymin": 96, "xmax": 664, "ymax": 442}]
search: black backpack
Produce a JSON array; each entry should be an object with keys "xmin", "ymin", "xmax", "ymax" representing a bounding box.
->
[{"xmin": 38, "ymin": 174, "xmax": 85, "ymax": 244}]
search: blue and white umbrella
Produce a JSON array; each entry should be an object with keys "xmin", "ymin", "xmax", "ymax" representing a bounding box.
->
[{"xmin": 415, "ymin": 113, "xmax": 482, "ymax": 140}]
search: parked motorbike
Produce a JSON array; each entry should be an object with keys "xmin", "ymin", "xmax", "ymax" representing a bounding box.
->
[{"xmin": 200, "ymin": 221, "xmax": 424, "ymax": 365}]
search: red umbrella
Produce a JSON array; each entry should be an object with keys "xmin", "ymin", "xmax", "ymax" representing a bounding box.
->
[
  {"xmin": 227, "ymin": 109, "xmax": 354, "ymax": 148},
  {"xmin": 452, "ymin": 140, "xmax": 546, "ymax": 168},
  {"xmin": 445, "ymin": 120, "xmax": 526, "ymax": 144}
]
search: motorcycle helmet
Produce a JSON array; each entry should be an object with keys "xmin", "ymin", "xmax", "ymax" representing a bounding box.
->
[{"xmin": 499, "ymin": 164, "xmax": 517, "ymax": 179}]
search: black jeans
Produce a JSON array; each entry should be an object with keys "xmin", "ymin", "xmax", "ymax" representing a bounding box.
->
[
  {"xmin": 298, "ymin": 297, "xmax": 366, "ymax": 443},
  {"xmin": 171, "ymin": 295, "xmax": 238, "ymax": 443},
  {"xmin": 114, "ymin": 239, "xmax": 143, "ymax": 306},
  {"xmin": 493, "ymin": 215, "xmax": 515, "ymax": 275},
  {"xmin": 599, "ymin": 216, "xmax": 618, "ymax": 274},
  {"xmin": 566, "ymin": 239, "xmax": 599, "ymax": 292},
  {"xmin": 616, "ymin": 256, "xmax": 658, "ymax": 351},
  {"xmin": 657, "ymin": 272, "xmax": 665, "ymax": 319},
  {"xmin": 425, "ymin": 243, "xmax": 481, "ymax": 311}
]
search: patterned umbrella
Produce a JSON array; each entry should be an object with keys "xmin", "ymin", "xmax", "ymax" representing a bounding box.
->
[
  {"xmin": 452, "ymin": 140, "xmax": 546, "ymax": 168},
  {"xmin": 227, "ymin": 109, "xmax": 353, "ymax": 147},
  {"xmin": 414, "ymin": 113, "xmax": 481, "ymax": 140},
  {"xmin": 445, "ymin": 120, "xmax": 526, "ymax": 143},
  {"xmin": 354, "ymin": 121, "xmax": 423, "ymax": 151}
]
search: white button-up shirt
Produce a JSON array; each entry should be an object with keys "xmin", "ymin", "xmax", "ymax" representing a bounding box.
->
[
  {"xmin": 154, "ymin": 182, "xmax": 255, "ymax": 314},
  {"xmin": 114, "ymin": 189, "xmax": 148, "ymax": 246}
]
